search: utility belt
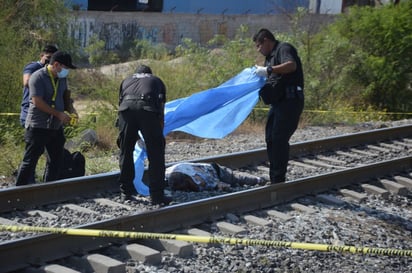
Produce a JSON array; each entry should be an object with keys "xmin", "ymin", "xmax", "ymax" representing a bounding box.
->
[
  {"xmin": 123, "ymin": 94, "xmax": 158, "ymax": 102},
  {"xmin": 285, "ymin": 86, "xmax": 304, "ymax": 100},
  {"xmin": 120, "ymin": 94, "xmax": 163, "ymax": 113}
]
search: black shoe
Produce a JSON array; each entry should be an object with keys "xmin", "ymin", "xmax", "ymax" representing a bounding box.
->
[
  {"xmin": 266, "ymin": 179, "xmax": 285, "ymax": 186},
  {"xmin": 120, "ymin": 193, "xmax": 139, "ymax": 202},
  {"xmin": 267, "ymin": 175, "xmax": 286, "ymax": 185},
  {"xmin": 151, "ymin": 195, "xmax": 172, "ymax": 206}
]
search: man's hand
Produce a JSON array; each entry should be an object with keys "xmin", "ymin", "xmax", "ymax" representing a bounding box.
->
[
  {"xmin": 57, "ymin": 111, "xmax": 71, "ymax": 125},
  {"xmin": 254, "ymin": 65, "xmax": 267, "ymax": 77},
  {"xmin": 137, "ymin": 139, "xmax": 146, "ymax": 150}
]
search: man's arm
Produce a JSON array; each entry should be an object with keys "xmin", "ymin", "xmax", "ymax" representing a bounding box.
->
[
  {"xmin": 269, "ymin": 60, "xmax": 296, "ymax": 75},
  {"xmin": 23, "ymin": 73, "xmax": 31, "ymax": 87},
  {"xmin": 32, "ymin": 96, "xmax": 71, "ymax": 124},
  {"xmin": 271, "ymin": 45, "xmax": 298, "ymax": 74},
  {"xmin": 23, "ymin": 62, "xmax": 41, "ymax": 87}
]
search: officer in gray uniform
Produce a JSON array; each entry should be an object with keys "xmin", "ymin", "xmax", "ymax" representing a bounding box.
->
[{"xmin": 117, "ymin": 65, "xmax": 172, "ymax": 206}]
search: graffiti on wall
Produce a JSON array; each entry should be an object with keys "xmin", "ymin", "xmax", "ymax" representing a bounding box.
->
[
  {"xmin": 69, "ymin": 18, "xmax": 162, "ymax": 50},
  {"xmin": 69, "ymin": 17, "xmax": 95, "ymax": 48},
  {"xmin": 67, "ymin": 12, "xmax": 331, "ymax": 50}
]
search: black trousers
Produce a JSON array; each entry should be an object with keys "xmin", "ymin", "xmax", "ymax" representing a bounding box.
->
[
  {"xmin": 16, "ymin": 127, "xmax": 65, "ymax": 186},
  {"xmin": 117, "ymin": 107, "xmax": 165, "ymax": 196},
  {"xmin": 265, "ymin": 95, "xmax": 304, "ymax": 183}
]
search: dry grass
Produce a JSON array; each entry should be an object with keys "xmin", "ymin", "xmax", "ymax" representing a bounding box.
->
[
  {"xmin": 233, "ymin": 118, "xmax": 265, "ymax": 135},
  {"xmin": 95, "ymin": 126, "xmax": 118, "ymax": 150},
  {"xmin": 165, "ymin": 117, "xmax": 265, "ymax": 143}
]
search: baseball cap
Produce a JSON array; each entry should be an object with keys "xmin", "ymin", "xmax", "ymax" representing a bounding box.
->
[{"xmin": 50, "ymin": 51, "xmax": 77, "ymax": 69}]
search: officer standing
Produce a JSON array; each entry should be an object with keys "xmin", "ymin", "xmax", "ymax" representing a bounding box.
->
[
  {"xmin": 15, "ymin": 51, "xmax": 77, "ymax": 186},
  {"xmin": 253, "ymin": 28, "xmax": 304, "ymax": 184},
  {"xmin": 117, "ymin": 65, "xmax": 172, "ymax": 206}
]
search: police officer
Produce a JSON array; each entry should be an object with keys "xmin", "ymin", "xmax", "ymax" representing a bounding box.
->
[
  {"xmin": 253, "ymin": 28, "xmax": 304, "ymax": 184},
  {"xmin": 117, "ymin": 65, "xmax": 172, "ymax": 205}
]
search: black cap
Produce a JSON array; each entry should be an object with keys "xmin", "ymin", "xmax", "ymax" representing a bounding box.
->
[
  {"xmin": 135, "ymin": 64, "xmax": 152, "ymax": 74},
  {"xmin": 50, "ymin": 51, "xmax": 77, "ymax": 69}
]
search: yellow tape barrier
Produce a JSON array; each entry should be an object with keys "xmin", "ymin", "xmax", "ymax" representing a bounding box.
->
[
  {"xmin": 2, "ymin": 110, "xmax": 412, "ymax": 116},
  {"xmin": 0, "ymin": 112, "xmax": 98, "ymax": 116},
  {"xmin": 0, "ymin": 225, "xmax": 411, "ymax": 257},
  {"xmin": 253, "ymin": 108, "xmax": 412, "ymax": 116}
]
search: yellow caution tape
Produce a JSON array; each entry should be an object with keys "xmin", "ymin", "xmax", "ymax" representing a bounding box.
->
[
  {"xmin": 253, "ymin": 108, "xmax": 412, "ymax": 116},
  {"xmin": 0, "ymin": 113, "xmax": 19, "ymax": 116},
  {"xmin": 2, "ymin": 109, "xmax": 412, "ymax": 116},
  {"xmin": 0, "ymin": 112, "xmax": 98, "ymax": 116},
  {"xmin": 0, "ymin": 224, "xmax": 411, "ymax": 257}
]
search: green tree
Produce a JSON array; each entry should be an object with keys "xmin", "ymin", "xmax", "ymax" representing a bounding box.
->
[
  {"xmin": 307, "ymin": 1, "xmax": 412, "ymax": 114},
  {"xmin": 0, "ymin": 0, "xmax": 75, "ymax": 116}
]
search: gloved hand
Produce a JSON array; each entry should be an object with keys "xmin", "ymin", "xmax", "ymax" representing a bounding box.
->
[
  {"xmin": 137, "ymin": 139, "xmax": 146, "ymax": 150},
  {"xmin": 254, "ymin": 65, "xmax": 267, "ymax": 77}
]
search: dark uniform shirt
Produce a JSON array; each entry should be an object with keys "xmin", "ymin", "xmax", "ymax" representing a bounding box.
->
[
  {"xmin": 119, "ymin": 73, "xmax": 166, "ymax": 113},
  {"xmin": 265, "ymin": 42, "xmax": 304, "ymax": 89}
]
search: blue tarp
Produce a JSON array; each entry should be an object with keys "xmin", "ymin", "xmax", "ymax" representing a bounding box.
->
[{"xmin": 133, "ymin": 67, "xmax": 265, "ymax": 195}]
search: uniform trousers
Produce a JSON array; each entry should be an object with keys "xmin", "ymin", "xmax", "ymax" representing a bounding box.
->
[
  {"xmin": 117, "ymin": 106, "xmax": 165, "ymax": 196},
  {"xmin": 265, "ymin": 94, "xmax": 304, "ymax": 183}
]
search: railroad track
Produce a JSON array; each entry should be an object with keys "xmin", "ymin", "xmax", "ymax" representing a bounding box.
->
[{"xmin": 0, "ymin": 125, "xmax": 411, "ymax": 272}]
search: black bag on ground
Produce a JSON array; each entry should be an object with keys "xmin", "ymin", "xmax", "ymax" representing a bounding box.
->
[
  {"xmin": 259, "ymin": 75, "xmax": 286, "ymax": 104},
  {"xmin": 60, "ymin": 149, "xmax": 86, "ymax": 179}
]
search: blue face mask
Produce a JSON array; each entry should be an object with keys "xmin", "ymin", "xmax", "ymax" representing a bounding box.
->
[{"xmin": 57, "ymin": 68, "xmax": 69, "ymax": 78}]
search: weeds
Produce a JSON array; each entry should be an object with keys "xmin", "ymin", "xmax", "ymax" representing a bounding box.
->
[{"xmin": 3, "ymin": 4, "xmax": 412, "ymax": 182}]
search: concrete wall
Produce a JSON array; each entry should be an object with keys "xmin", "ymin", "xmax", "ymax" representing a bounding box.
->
[
  {"xmin": 69, "ymin": 11, "xmax": 335, "ymax": 50},
  {"xmin": 162, "ymin": 0, "xmax": 309, "ymax": 14}
]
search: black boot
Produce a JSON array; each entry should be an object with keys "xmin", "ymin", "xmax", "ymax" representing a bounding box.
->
[
  {"xmin": 120, "ymin": 193, "xmax": 139, "ymax": 202},
  {"xmin": 150, "ymin": 191, "xmax": 172, "ymax": 206}
]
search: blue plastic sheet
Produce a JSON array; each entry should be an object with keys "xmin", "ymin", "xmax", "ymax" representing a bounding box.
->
[{"xmin": 133, "ymin": 67, "xmax": 265, "ymax": 195}]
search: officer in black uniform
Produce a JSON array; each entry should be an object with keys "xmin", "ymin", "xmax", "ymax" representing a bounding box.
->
[
  {"xmin": 253, "ymin": 28, "xmax": 304, "ymax": 184},
  {"xmin": 117, "ymin": 65, "xmax": 172, "ymax": 205}
]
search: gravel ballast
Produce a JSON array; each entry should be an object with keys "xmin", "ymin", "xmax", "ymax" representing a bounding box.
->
[
  {"xmin": 134, "ymin": 119, "xmax": 412, "ymax": 273},
  {"xmin": 2, "ymin": 120, "xmax": 411, "ymax": 273}
]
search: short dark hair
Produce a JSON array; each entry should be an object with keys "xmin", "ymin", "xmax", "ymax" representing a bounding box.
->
[
  {"xmin": 253, "ymin": 28, "xmax": 276, "ymax": 43},
  {"xmin": 135, "ymin": 64, "xmax": 152, "ymax": 74},
  {"xmin": 42, "ymin": 45, "xmax": 58, "ymax": 54}
]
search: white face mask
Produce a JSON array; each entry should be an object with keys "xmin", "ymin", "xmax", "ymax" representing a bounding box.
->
[{"xmin": 57, "ymin": 68, "xmax": 69, "ymax": 78}]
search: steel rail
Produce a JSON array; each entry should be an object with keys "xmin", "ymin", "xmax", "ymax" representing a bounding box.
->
[
  {"xmin": 1, "ymin": 124, "xmax": 411, "ymax": 213},
  {"xmin": 0, "ymin": 155, "xmax": 411, "ymax": 272},
  {"xmin": 195, "ymin": 124, "xmax": 412, "ymax": 168}
]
